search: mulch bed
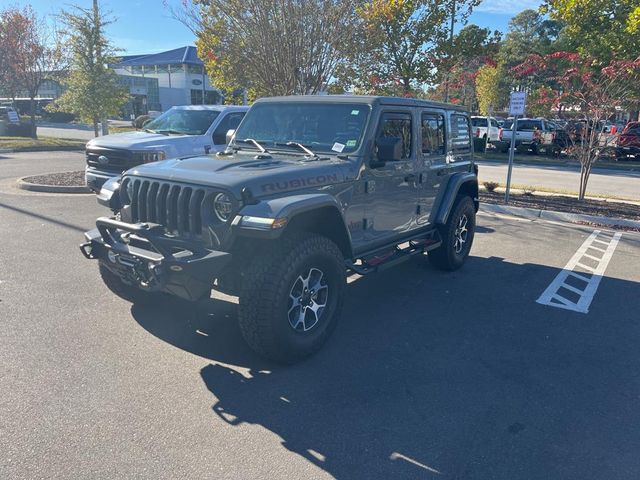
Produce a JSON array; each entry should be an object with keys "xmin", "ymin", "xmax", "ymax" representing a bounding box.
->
[
  {"xmin": 481, "ymin": 191, "xmax": 640, "ymax": 229},
  {"xmin": 22, "ymin": 170, "xmax": 85, "ymax": 187}
]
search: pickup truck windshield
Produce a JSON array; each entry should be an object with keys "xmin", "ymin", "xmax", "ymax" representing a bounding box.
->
[
  {"xmin": 233, "ymin": 102, "xmax": 370, "ymax": 154},
  {"xmin": 145, "ymin": 109, "xmax": 220, "ymax": 135}
]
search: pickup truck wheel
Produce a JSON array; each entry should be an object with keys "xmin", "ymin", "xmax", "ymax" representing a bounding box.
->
[
  {"xmin": 429, "ymin": 196, "xmax": 475, "ymax": 271},
  {"xmin": 238, "ymin": 233, "xmax": 345, "ymax": 364},
  {"xmin": 99, "ymin": 261, "xmax": 160, "ymax": 304}
]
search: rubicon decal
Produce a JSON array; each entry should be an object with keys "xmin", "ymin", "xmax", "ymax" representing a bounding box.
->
[{"xmin": 261, "ymin": 174, "xmax": 340, "ymax": 193}]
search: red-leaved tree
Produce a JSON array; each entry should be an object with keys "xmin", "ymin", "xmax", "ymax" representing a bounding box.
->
[
  {"xmin": 513, "ymin": 52, "xmax": 640, "ymax": 200},
  {"xmin": 0, "ymin": 6, "xmax": 65, "ymax": 137}
]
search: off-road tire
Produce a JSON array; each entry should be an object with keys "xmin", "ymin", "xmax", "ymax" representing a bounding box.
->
[
  {"xmin": 238, "ymin": 233, "xmax": 345, "ymax": 364},
  {"xmin": 99, "ymin": 261, "xmax": 161, "ymax": 304},
  {"xmin": 428, "ymin": 195, "xmax": 476, "ymax": 271}
]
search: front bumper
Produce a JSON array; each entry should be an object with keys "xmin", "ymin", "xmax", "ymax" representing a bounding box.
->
[
  {"xmin": 85, "ymin": 166, "xmax": 119, "ymax": 193},
  {"xmin": 80, "ymin": 217, "xmax": 232, "ymax": 301}
]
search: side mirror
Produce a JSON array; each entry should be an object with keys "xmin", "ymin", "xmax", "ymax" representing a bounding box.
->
[
  {"xmin": 226, "ymin": 129, "xmax": 236, "ymax": 145},
  {"xmin": 374, "ymin": 136, "xmax": 403, "ymax": 165}
]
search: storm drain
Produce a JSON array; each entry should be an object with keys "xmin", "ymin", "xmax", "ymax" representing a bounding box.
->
[{"xmin": 536, "ymin": 230, "xmax": 622, "ymax": 314}]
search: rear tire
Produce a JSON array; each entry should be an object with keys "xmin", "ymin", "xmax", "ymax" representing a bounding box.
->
[
  {"xmin": 238, "ymin": 233, "xmax": 346, "ymax": 363},
  {"xmin": 429, "ymin": 196, "xmax": 476, "ymax": 271}
]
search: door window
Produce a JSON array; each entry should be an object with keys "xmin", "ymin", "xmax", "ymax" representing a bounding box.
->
[
  {"xmin": 451, "ymin": 114, "xmax": 471, "ymax": 153},
  {"xmin": 421, "ymin": 113, "xmax": 445, "ymax": 156},
  {"xmin": 377, "ymin": 112, "xmax": 412, "ymax": 160}
]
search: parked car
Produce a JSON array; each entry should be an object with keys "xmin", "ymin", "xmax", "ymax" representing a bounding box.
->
[
  {"xmin": 498, "ymin": 118, "xmax": 556, "ymax": 154},
  {"xmin": 0, "ymin": 106, "xmax": 20, "ymax": 124},
  {"xmin": 85, "ymin": 105, "xmax": 249, "ymax": 192},
  {"xmin": 471, "ymin": 116, "xmax": 500, "ymax": 143},
  {"xmin": 81, "ymin": 95, "xmax": 479, "ymax": 362},
  {"xmin": 616, "ymin": 122, "xmax": 640, "ymax": 161}
]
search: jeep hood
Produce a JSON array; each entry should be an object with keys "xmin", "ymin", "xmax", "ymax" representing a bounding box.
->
[
  {"xmin": 124, "ymin": 152, "xmax": 351, "ymax": 197},
  {"xmin": 86, "ymin": 131, "xmax": 193, "ymax": 150}
]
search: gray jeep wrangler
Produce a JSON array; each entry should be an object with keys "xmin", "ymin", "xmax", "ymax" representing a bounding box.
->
[{"xmin": 81, "ymin": 95, "xmax": 478, "ymax": 363}]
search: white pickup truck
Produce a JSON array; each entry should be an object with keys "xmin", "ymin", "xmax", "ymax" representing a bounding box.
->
[
  {"xmin": 85, "ymin": 105, "xmax": 249, "ymax": 192},
  {"xmin": 498, "ymin": 118, "xmax": 557, "ymax": 154},
  {"xmin": 471, "ymin": 116, "xmax": 501, "ymax": 143}
]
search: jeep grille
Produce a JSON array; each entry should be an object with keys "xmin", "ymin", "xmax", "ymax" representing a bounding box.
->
[{"xmin": 125, "ymin": 178, "xmax": 207, "ymax": 237}]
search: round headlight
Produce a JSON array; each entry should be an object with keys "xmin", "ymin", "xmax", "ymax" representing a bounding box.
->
[{"xmin": 214, "ymin": 193, "xmax": 233, "ymax": 222}]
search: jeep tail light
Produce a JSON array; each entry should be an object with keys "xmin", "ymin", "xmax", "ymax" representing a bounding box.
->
[{"xmin": 499, "ymin": 128, "xmax": 503, "ymax": 141}]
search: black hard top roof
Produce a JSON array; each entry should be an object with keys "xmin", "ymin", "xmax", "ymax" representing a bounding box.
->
[{"xmin": 255, "ymin": 95, "xmax": 468, "ymax": 112}]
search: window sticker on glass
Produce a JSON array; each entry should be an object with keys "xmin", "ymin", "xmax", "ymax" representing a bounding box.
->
[
  {"xmin": 346, "ymin": 140, "xmax": 357, "ymax": 147},
  {"xmin": 351, "ymin": 110, "xmax": 360, "ymax": 115},
  {"xmin": 332, "ymin": 142, "xmax": 346, "ymax": 153}
]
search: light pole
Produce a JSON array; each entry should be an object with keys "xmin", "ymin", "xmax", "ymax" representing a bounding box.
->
[{"xmin": 443, "ymin": 0, "xmax": 456, "ymax": 104}]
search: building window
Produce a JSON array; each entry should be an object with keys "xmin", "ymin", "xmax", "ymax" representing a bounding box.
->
[
  {"xmin": 156, "ymin": 64, "xmax": 169, "ymax": 74},
  {"xmin": 187, "ymin": 64, "xmax": 203, "ymax": 75},
  {"xmin": 191, "ymin": 89, "xmax": 203, "ymax": 105},
  {"xmin": 170, "ymin": 64, "xmax": 184, "ymax": 73}
]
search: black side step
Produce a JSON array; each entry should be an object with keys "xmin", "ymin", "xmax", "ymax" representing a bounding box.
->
[{"xmin": 347, "ymin": 231, "xmax": 442, "ymax": 276}]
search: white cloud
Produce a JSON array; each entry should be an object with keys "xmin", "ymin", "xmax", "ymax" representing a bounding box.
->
[{"xmin": 475, "ymin": 0, "xmax": 543, "ymax": 15}]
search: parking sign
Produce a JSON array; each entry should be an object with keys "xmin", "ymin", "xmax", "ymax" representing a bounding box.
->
[{"xmin": 509, "ymin": 92, "xmax": 526, "ymax": 116}]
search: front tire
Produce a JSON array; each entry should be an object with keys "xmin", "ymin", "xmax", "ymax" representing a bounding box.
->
[
  {"xmin": 238, "ymin": 233, "xmax": 346, "ymax": 363},
  {"xmin": 99, "ymin": 261, "xmax": 161, "ymax": 304},
  {"xmin": 429, "ymin": 196, "xmax": 476, "ymax": 271}
]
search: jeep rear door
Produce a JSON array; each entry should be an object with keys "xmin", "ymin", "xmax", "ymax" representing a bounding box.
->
[
  {"xmin": 417, "ymin": 109, "xmax": 447, "ymax": 227},
  {"xmin": 364, "ymin": 109, "xmax": 419, "ymax": 246}
]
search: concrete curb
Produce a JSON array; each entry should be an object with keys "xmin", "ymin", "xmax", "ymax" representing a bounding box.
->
[
  {"xmin": 480, "ymin": 203, "xmax": 640, "ymax": 229},
  {"xmin": 17, "ymin": 176, "xmax": 91, "ymax": 194}
]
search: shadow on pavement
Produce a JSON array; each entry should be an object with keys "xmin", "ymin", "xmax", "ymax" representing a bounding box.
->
[
  {"xmin": 130, "ymin": 254, "xmax": 640, "ymax": 479},
  {"xmin": 0, "ymin": 201, "xmax": 88, "ymax": 233}
]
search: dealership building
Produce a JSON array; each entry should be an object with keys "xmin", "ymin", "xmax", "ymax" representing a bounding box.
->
[{"xmin": 112, "ymin": 46, "xmax": 223, "ymax": 116}]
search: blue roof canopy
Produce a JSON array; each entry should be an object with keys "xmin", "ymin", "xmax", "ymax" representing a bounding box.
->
[{"xmin": 115, "ymin": 46, "xmax": 203, "ymax": 67}]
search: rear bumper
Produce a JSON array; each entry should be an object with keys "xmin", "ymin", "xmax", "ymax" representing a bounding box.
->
[
  {"xmin": 85, "ymin": 166, "xmax": 119, "ymax": 193},
  {"xmin": 80, "ymin": 217, "xmax": 232, "ymax": 301},
  {"xmin": 616, "ymin": 146, "xmax": 640, "ymax": 157}
]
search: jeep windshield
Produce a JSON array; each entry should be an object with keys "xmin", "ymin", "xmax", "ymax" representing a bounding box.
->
[
  {"xmin": 233, "ymin": 102, "xmax": 370, "ymax": 155},
  {"xmin": 144, "ymin": 109, "xmax": 220, "ymax": 135}
]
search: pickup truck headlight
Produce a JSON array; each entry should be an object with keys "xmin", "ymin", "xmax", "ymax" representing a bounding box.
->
[
  {"xmin": 214, "ymin": 193, "xmax": 234, "ymax": 222},
  {"xmin": 138, "ymin": 151, "xmax": 166, "ymax": 163}
]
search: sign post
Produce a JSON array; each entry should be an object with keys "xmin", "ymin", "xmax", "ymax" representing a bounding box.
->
[{"xmin": 505, "ymin": 91, "xmax": 526, "ymax": 203}]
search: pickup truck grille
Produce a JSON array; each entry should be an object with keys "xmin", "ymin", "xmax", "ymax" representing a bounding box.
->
[
  {"xmin": 126, "ymin": 179, "xmax": 207, "ymax": 237},
  {"xmin": 86, "ymin": 147, "xmax": 140, "ymax": 172}
]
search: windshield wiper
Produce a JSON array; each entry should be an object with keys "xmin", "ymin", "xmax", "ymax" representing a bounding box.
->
[
  {"xmin": 237, "ymin": 138, "xmax": 269, "ymax": 153},
  {"xmin": 155, "ymin": 129, "xmax": 187, "ymax": 135},
  {"xmin": 275, "ymin": 141, "xmax": 318, "ymax": 159}
]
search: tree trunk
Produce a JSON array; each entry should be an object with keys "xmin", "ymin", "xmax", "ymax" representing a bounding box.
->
[
  {"xmin": 101, "ymin": 117, "xmax": 109, "ymax": 136},
  {"xmin": 29, "ymin": 96, "xmax": 37, "ymax": 139}
]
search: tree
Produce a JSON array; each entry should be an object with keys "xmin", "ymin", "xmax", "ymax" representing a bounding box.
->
[
  {"xmin": 170, "ymin": 0, "xmax": 363, "ymax": 99},
  {"xmin": 543, "ymin": 0, "xmax": 640, "ymax": 63},
  {"xmin": 432, "ymin": 24, "xmax": 502, "ymax": 107},
  {"xmin": 475, "ymin": 63, "xmax": 505, "ymax": 114},
  {"xmin": 513, "ymin": 52, "xmax": 640, "ymax": 200},
  {"xmin": 341, "ymin": 0, "xmax": 480, "ymax": 96},
  {"xmin": 0, "ymin": 6, "xmax": 65, "ymax": 138},
  {"xmin": 51, "ymin": 0, "xmax": 128, "ymax": 136}
]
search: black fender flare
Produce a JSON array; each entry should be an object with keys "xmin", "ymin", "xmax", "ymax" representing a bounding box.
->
[
  {"xmin": 433, "ymin": 172, "xmax": 479, "ymax": 225},
  {"xmin": 234, "ymin": 193, "xmax": 352, "ymax": 252}
]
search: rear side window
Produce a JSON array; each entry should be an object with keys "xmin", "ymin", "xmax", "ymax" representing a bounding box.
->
[
  {"xmin": 421, "ymin": 113, "xmax": 445, "ymax": 155},
  {"xmin": 517, "ymin": 120, "xmax": 543, "ymax": 131},
  {"xmin": 451, "ymin": 114, "xmax": 471, "ymax": 153},
  {"xmin": 471, "ymin": 118, "xmax": 488, "ymax": 127},
  {"xmin": 378, "ymin": 112, "xmax": 412, "ymax": 160}
]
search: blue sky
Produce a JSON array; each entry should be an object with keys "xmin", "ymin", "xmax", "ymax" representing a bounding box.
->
[{"xmin": 2, "ymin": 0, "xmax": 543, "ymax": 55}]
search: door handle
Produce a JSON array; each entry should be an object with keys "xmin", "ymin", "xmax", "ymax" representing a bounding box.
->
[{"xmin": 404, "ymin": 174, "xmax": 416, "ymax": 183}]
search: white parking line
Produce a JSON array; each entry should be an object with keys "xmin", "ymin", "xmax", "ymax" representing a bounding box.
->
[{"xmin": 536, "ymin": 230, "xmax": 622, "ymax": 314}]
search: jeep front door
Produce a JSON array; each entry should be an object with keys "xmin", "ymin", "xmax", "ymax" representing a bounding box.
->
[{"xmin": 364, "ymin": 110, "xmax": 418, "ymax": 247}]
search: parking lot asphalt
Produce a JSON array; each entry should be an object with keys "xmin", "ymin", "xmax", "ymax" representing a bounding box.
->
[{"xmin": 2, "ymin": 152, "xmax": 640, "ymax": 480}]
